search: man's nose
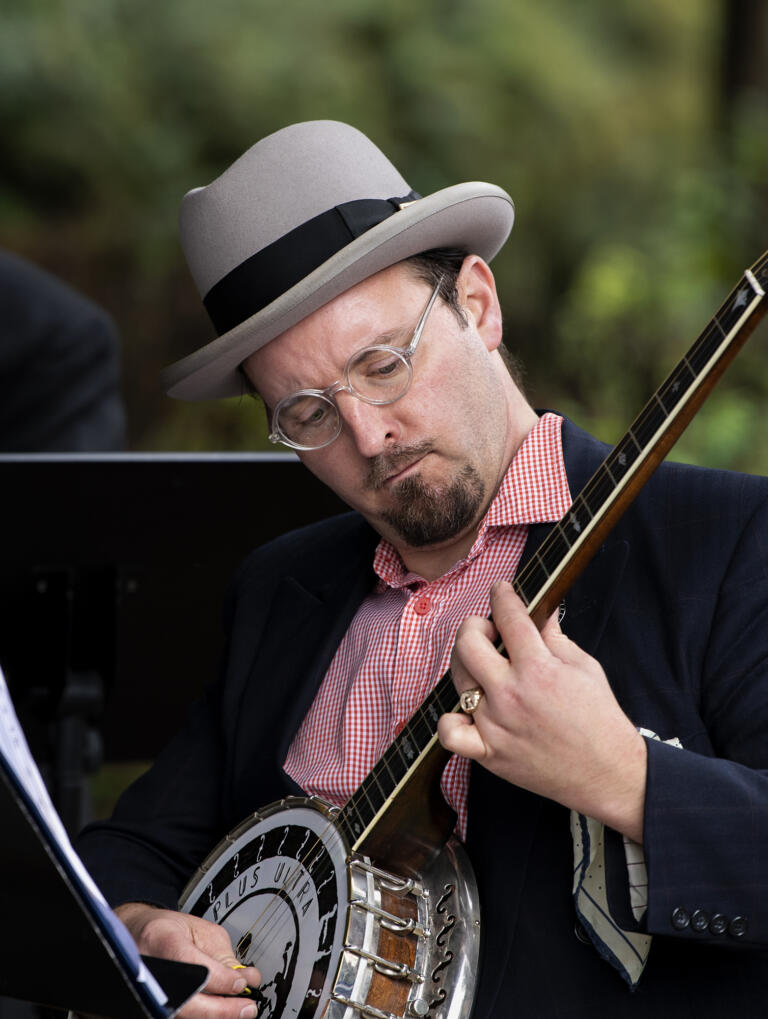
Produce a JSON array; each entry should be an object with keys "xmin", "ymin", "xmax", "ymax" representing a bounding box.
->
[{"xmin": 336, "ymin": 394, "xmax": 399, "ymax": 458}]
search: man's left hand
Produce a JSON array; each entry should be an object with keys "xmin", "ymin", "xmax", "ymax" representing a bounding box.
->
[{"xmin": 438, "ymin": 580, "xmax": 647, "ymax": 842}]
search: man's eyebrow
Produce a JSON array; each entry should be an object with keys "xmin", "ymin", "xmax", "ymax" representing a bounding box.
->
[{"xmin": 367, "ymin": 325, "xmax": 411, "ymax": 347}]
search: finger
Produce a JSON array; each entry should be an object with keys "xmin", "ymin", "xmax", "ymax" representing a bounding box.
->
[
  {"xmin": 539, "ymin": 606, "xmax": 562, "ymax": 640},
  {"xmin": 143, "ymin": 919, "xmax": 260, "ymax": 998},
  {"xmin": 438, "ymin": 711, "xmax": 487, "ymax": 761},
  {"xmin": 190, "ymin": 917, "xmax": 261, "ymax": 992},
  {"xmin": 453, "ymin": 614, "xmax": 497, "ymax": 652},
  {"xmin": 452, "ymin": 616, "xmax": 511, "ymax": 693},
  {"xmin": 203, "ymin": 959, "xmax": 262, "ymax": 997},
  {"xmin": 539, "ymin": 611, "xmax": 591, "ymax": 668},
  {"xmin": 177, "ymin": 989, "xmax": 258, "ymax": 1019},
  {"xmin": 488, "ymin": 581, "xmax": 548, "ymax": 667}
]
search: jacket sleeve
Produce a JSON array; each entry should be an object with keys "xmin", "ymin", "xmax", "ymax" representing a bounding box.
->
[{"xmin": 639, "ymin": 489, "xmax": 768, "ymax": 946}]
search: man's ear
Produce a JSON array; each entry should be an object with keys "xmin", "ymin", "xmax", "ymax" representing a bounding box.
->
[{"xmin": 456, "ymin": 255, "xmax": 503, "ymax": 352}]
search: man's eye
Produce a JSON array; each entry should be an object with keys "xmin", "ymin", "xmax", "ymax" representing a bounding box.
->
[
  {"xmin": 369, "ymin": 357, "xmax": 400, "ymax": 377},
  {"xmin": 282, "ymin": 397, "xmax": 331, "ymax": 432},
  {"xmin": 354, "ymin": 349, "xmax": 407, "ymax": 384},
  {"xmin": 302, "ymin": 404, "xmax": 328, "ymax": 426}
]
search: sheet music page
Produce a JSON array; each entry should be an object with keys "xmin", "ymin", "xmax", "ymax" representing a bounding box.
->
[{"xmin": 0, "ymin": 665, "xmax": 168, "ymax": 1007}]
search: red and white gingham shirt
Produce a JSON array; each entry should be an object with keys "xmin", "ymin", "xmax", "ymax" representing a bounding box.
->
[{"xmin": 283, "ymin": 412, "xmax": 572, "ymax": 838}]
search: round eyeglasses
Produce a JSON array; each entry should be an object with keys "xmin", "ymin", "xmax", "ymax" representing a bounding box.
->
[{"xmin": 268, "ymin": 277, "xmax": 443, "ymax": 451}]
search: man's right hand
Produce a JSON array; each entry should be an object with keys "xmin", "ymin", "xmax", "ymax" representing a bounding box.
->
[{"xmin": 115, "ymin": 903, "xmax": 262, "ymax": 1019}]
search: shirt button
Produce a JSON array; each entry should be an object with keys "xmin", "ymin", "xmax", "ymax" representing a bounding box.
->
[
  {"xmin": 690, "ymin": 909, "xmax": 710, "ymax": 932},
  {"xmin": 709, "ymin": 913, "xmax": 728, "ymax": 935},
  {"xmin": 671, "ymin": 907, "xmax": 690, "ymax": 930},
  {"xmin": 412, "ymin": 595, "xmax": 432, "ymax": 616}
]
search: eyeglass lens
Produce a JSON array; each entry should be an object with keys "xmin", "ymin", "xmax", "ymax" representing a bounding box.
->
[{"xmin": 276, "ymin": 347, "xmax": 412, "ymax": 449}]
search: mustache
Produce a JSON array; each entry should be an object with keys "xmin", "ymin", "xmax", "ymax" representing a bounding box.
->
[{"xmin": 364, "ymin": 441, "xmax": 434, "ymax": 490}]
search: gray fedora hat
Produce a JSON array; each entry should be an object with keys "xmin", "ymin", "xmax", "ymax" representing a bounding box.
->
[{"xmin": 163, "ymin": 120, "xmax": 514, "ymax": 400}]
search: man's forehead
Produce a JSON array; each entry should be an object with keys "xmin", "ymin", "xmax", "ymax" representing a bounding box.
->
[{"xmin": 243, "ymin": 262, "xmax": 422, "ymax": 387}]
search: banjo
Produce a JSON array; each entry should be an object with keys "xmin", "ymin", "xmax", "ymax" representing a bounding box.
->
[{"xmin": 179, "ymin": 254, "xmax": 768, "ymax": 1019}]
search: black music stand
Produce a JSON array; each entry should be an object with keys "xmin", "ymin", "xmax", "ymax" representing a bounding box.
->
[
  {"xmin": 0, "ymin": 756, "xmax": 207, "ymax": 1019},
  {"xmin": 0, "ymin": 452, "xmax": 346, "ymax": 834}
]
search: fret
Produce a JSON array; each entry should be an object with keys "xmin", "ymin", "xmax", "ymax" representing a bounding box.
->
[
  {"xmin": 581, "ymin": 465, "xmax": 615, "ymax": 518},
  {"xmin": 535, "ymin": 527, "xmax": 574, "ymax": 576},
  {"xmin": 340, "ymin": 800, "xmax": 368, "ymax": 842},
  {"xmin": 405, "ymin": 709, "xmax": 433, "ymax": 754},
  {"xmin": 687, "ymin": 322, "xmax": 722, "ymax": 374},
  {"xmin": 563, "ymin": 499, "xmax": 591, "ymax": 539},
  {"xmin": 395, "ymin": 728, "xmax": 419, "ymax": 768},
  {"xmin": 377, "ymin": 745, "xmax": 402, "ymax": 789},
  {"xmin": 631, "ymin": 403, "xmax": 666, "ymax": 450},
  {"xmin": 653, "ymin": 391, "xmax": 669, "ymax": 417},
  {"xmin": 627, "ymin": 427, "xmax": 643, "ymax": 453},
  {"xmin": 534, "ymin": 550, "xmax": 551, "ymax": 577},
  {"xmin": 606, "ymin": 437, "xmax": 637, "ymax": 481},
  {"xmin": 433, "ymin": 673, "xmax": 459, "ymax": 713},
  {"xmin": 712, "ymin": 309, "xmax": 729, "ymax": 339},
  {"xmin": 420, "ymin": 697, "xmax": 442, "ymax": 730},
  {"xmin": 355, "ymin": 775, "xmax": 382, "ymax": 820},
  {"xmin": 516, "ymin": 555, "xmax": 552, "ymax": 606},
  {"xmin": 368, "ymin": 756, "xmax": 397, "ymax": 801},
  {"xmin": 657, "ymin": 360, "xmax": 696, "ymax": 413}
]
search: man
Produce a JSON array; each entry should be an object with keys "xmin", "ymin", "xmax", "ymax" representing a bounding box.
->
[{"xmin": 78, "ymin": 121, "xmax": 768, "ymax": 1017}]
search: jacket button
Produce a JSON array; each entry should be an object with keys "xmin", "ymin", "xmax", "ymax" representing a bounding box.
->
[
  {"xmin": 671, "ymin": 907, "xmax": 690, "ymax": 930},
  {"xmin": 709, "ymin": 913, "xmax": 728, "ymax": 935},
  {"xmin": 574, "ymin": 921, "xmax": 591, "ymax": 944},
  {"xmin": 729, "ymin": 916, "xmax": 748, "ymax": 938},
  {"xmin": 690, "ymin": 909, "xmax": 710, "ymax": 932}
]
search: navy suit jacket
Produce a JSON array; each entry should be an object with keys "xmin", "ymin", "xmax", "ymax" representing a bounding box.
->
[{"xmin": 78, "ymin": 419, "xmax": 768, "ymax": 1016}]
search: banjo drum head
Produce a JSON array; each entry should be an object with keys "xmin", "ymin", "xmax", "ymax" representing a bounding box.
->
[{"xmin": 179, "ymin": 797, "xmax": 349, "ymax": 1019}]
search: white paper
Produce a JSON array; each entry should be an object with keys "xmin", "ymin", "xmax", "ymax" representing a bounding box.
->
[{"xmin": 0, "ymin": 665, "xmax": 167, "ymax": 1007}]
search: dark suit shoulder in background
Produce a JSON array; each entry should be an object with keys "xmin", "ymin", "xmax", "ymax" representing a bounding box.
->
[{"xmin": 0, "ymin": 249, "xmax": 125, "ymax": 452}]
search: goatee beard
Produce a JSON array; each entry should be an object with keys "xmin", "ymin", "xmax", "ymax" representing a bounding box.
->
[{"xmin": 379, "ymin": 463, "xmax": 486, "ymax": 548}]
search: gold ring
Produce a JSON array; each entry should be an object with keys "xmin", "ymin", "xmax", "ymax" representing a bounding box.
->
[{"xmin": 459, "ymin": 687, "xmax": 484, "ymax": 714}]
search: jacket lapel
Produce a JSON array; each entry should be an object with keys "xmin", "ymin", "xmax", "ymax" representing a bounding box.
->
[{"xmin": 229, "ymin": 519, "xmax": 378, "ymax": 818}]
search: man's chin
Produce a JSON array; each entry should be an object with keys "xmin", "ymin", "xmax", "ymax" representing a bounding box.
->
[{"xmin": 379, "ymin": 467, "xmax": 485, "ymax": 548}]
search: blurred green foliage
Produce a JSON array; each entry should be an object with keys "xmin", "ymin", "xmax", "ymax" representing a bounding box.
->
[
  {"xmin": 88, "ymin": 760, "xmax": 150, "ymax": 821},
  {"xmin": 2, "ymin": 0, "xmax": 767, "ymax": 469}
]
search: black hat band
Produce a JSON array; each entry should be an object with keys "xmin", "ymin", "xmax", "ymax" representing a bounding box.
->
[{"xmin": 203, "ymin": 191, "xmax": 421, "ymax": 336}]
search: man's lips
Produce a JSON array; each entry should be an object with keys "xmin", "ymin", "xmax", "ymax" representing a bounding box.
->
[
  {"xmin": 365, "ymin": 442, "xmax": 434, "ymax": 490},
  {"xmin": 384, "ymin": 454, "xmax": 427, "ymax": 485}
]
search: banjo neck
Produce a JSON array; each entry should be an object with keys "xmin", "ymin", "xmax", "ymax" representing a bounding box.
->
[{"xmin": 342, "ymin": 251, "xmax": 768, "ymax": 873}]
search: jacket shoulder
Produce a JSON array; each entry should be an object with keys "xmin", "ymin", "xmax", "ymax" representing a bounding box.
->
[{"xmin": 232, "ymin": 511, "xmax": 378, "ymax": 594}]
